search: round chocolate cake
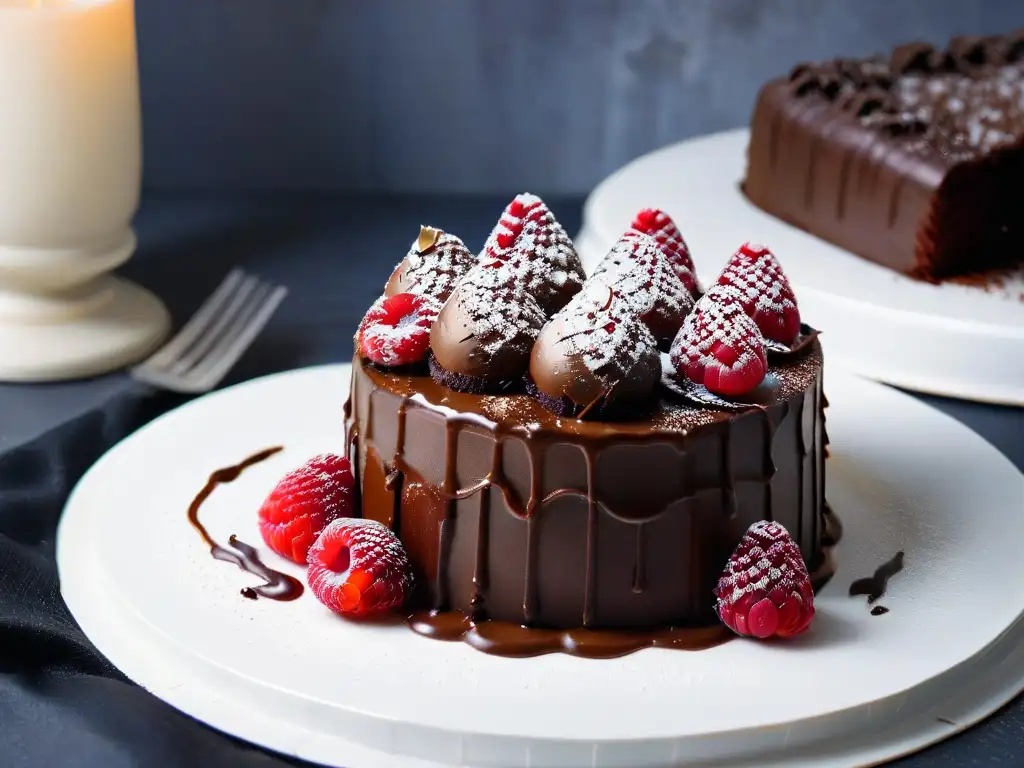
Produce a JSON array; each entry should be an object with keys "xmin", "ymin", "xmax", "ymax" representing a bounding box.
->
[{"xmin": 345, "ymin": 196, "xmax": 828, "ymax": 636}]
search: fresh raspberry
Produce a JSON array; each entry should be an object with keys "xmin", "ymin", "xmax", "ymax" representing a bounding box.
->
[
  {"xmin": 717, "ymin": 242, "xmax": 801, "ymax": 345},
  {"xmin": 257, "ymin": 454, "xmax": 355, "ymax": 565},
  {"xmin": 482, "ymin": 193, "xmax": 549, "ymax": 260},
  {"xmin": 714, "ymin": 521, "xmax": 815, "ymax": 639},
  {"xmin": 476, "ymin": 193, "xmax": 585, "ymax": 316},
  {"xmin": 669, "ymin": 292, "xmax": 767, "ymax": 397},
  {"xmin": 629, "ymin": 208, "xmax": 701, "ymax": 297},
  {"xmin": 307, "ymin": 518, "xmax": 414, "ymax": 618},
  {"xmin": 357, "ymin": 292, "xmax": 440, "ymax": 367}
]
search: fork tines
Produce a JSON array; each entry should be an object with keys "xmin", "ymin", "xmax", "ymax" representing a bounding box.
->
[{"xmin": 131, "ymin": 268, "xmax": 287, "ymax": 394}]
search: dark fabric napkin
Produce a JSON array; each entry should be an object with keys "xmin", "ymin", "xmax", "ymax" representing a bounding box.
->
[{"xmin": 0, "ymin": 195, "xmax": 1021, "ymax": 767}]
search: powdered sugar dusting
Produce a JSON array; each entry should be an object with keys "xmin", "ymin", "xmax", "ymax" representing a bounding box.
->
[
  {"xmin": 389, "ymin": 229, "xmax": 476, "ymax": 303},
  {"xmin": 670, "ymin": 293, "xmax": 766, "ymax": 386},
  {"xmin": 592, "ymin": 230, "xmax": 693, "ymax": 343},
  {"xmin": 630, "ymin": 209, "xmax": 702, "ymax": 295},
  {"xmin": 511, "ymin": 215, "xmax": 586, "ymax": 312},
  {"xmin": 716, "ymin": 244, "xmax": 801, "ymax": 344},
  {"xmin": 480, "ymin": 193, "xmax": 546, "ymax": 263},
  {"xmin": 446, "ymin": 259, "xmax": 548, "ymax": 355},
  {"xmin": 549, "ymin": 280, "xmax": 659, "ymax": 374},
  {"xmin": 714, "ymin": 521, "xmax": 810, "ymax": 606},
  {"xmin": 307, "ymin": 518, "xmax": 414, "ymax": 615},
  {"xmin": 476, "ymin": 193, "xmax": 586, "ymax": 315},
  {"xmin": 891, "ymin": 63, "xmax": 1024, "ymax": 157},
  {"xmin": 358, "ymin": 293, "xmax": 441, "ymax": 367}
]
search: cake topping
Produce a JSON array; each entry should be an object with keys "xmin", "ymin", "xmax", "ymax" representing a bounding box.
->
[
  {"xmin": 385, "ymin": 227, "xmax": 476, "ymax": 304},
  {"xmin": 889, "ymin": 62, "xmax": 1024, "ymax": 154},
  {"xmin": 946, "ymin": 35, "xmax": 990, "ymax": 68},
  {"xmin": 307, "ymin": 518, "xmax": 414, "ymax": 618},
  {"xmin": 257, "ymin": 454, "xmax": 356, "ymax": 565},
  {"xmin": 890, "ymin": 41, "xmax": 938, "ymax": 74},
  {"xmin": 510, "ymin": 215, "xmax": 586, "ymax": 314},
  {"xmin": 791, "ymin": 33, "xmax": 1024, "ymax": 153},
  {"xmin": 669, "ymin": 291, "xmax": 767, "ymax": 398},
  {"xmin": 629, "ymin": 208, "xmax": 702, "ymax": 297},
  {"xmin": 529, "ymin": 281, "xmax": 661, "ymax": 418},
  {"xmin": 714, "ymin": 520, "xmax": 815, "ymax": 639},
  {"xmin": 357, "ymin": 292, "xmax": 441, "ymax": 368},
  {"xmin": 416, "ymin": 224, "xmax": 443, "ymax": 253},
  {"xmin": 591, "ymin": 230, "xmax": 694, "ymax": 349},
  {"xmin": 480, "ymin": 193, "xmax": 586, "ymax": 314},
  {"xmin": 716, "ymin": 242, "xmax": 801, "ymax": 345},
  {"xmin": 480, "ymin": 193, "xmax": 548, "ymax": 263},
  {"xmin": 787, "ymin": 58, "xmax": 892, "ymax": 99},
  {"xmin": 429, "ymin": 258, "xmax": 548, "ymax": 392}
]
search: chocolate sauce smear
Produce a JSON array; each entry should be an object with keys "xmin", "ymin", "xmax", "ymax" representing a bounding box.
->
[
  {"xmin": 849, "ymin": 551, "xmax": 905, "ymax": 604},
  {"xmin": 187, "ymin": 447, "xmax": 303, "ymax": 602},
  {"xmin": 407, "ymin": 611, "xmax": 733, "ymax": 659}
]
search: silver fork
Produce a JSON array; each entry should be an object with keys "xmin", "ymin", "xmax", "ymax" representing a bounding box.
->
[{"xmin": 130, "ymin": 268, "xmax": 288, "ymax": 394}]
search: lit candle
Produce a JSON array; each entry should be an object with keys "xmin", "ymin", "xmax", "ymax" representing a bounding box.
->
[{"xmin": 0, "ymin": 0, "xmax": 169, "ymax": 382}]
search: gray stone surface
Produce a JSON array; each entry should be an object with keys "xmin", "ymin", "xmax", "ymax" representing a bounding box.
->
[{"xmin": 136, "ymin": 0, "xmax": 1024, "ymax": 194}]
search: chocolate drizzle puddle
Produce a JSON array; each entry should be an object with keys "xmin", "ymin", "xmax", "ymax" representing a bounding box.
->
[
  {"xmin": 187, "ymin": 446, "xmax": 303, "ymax": 602},
  {"xmin": 406, "ymin": 610, "xmax": 733, "ymax": 659},
  {"xmin": 849, "ymin": 551, "xmax": 905, "ymax": 604}
]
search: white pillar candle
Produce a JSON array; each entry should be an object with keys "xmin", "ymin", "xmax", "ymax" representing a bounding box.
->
[{"xmin": 0, "ymin": 0, "xmax": 169, "ymax": 382}]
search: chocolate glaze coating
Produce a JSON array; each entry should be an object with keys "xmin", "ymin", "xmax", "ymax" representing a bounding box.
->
[
  {"xmin": 591, "ymin": 231, "xmax": 693, "ymax": 349},
  {"xmin": 384, "ymin": 226, "xmax": 476, "ymax": 303},
  {"xmin": 529, "ymin": 293, "xmax": 661, "ymax": 418},
  {"xmin": 429, "ymin": 277, "xmax": 546, "ymax": 391},
  {"xmin": 344, "ymin": 338, "xmax": 827, "ymax": 631},
  {"xmin": 745, "ymin": 31, "xmax": 1024, "ymax": 281}
]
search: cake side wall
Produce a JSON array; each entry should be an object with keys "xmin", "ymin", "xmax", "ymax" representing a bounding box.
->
[{"xmin": 347, "ymin": 357, "xmax": 826, "ymax": 631}]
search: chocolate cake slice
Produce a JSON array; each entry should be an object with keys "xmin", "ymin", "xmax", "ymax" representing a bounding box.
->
[{"xmin": 744, "ymin": 32, "xmax": 1024, "ymax": 282}]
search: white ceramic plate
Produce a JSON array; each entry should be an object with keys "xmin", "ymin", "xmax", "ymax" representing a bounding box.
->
[
  {"xmin": 57, "ymin": 364, "xmax": 1024, "ymax": 767},
  {"xmin": 576, "ymin": 128, "xmax": 1024, "ymax": 406}
]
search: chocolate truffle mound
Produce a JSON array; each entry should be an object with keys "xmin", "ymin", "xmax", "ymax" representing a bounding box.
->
[
  {"xmin": 510, "ymin": 217, "xmax": 586, "ymax": 315},
  {"xmin": 529, "ymin": 280, "xmax": 661, "ymax": 419},
  {"xmin": 590, "ymin": 230, "xmax": 694, "ymax": 349},
  {"xmin": 481, "ymin": 193, "xmax": 586, "ymax": 315},
  {"xmin": 385, "ymin": 225, "xmax": 477, "ymax": 303},
  {"xmin": 429, "ymin": 259, "xmax": 547, "ymax": 394}
]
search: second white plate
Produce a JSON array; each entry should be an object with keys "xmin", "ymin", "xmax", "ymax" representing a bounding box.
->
[{"xmin": 577, "ymin": 128, "xmax": 1024, "ymax": 406}]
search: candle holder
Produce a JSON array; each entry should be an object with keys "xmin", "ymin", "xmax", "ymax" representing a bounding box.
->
[{"xmin": 0, "ymin": 0, "xmax": 169, "ymax": 382}]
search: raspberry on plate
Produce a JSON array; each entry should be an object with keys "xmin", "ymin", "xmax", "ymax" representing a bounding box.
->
[
  {"xmin": 717, "ymin": 242, "xmax": 801, "ymax": 345},
  {"xmin": 307, "ymin": 518, "xmax": 414, "ymax": 618},
  {"xmin": 714, "ymin": 521, "xmax": 815, "ymax": 639},
  {"xmin": 357, "ymin": 292, "xmax": 441, "ymax": 367},
  {"xmin": 669, "ymin": 293, "xmax": 767, "ymax": 397},
  {"xmin": 257, "ymin": 453, "xmax": 355, "ymax": 565}
]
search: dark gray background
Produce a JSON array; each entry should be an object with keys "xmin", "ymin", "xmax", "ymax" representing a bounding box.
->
[{"xmin": 136, "ymin": 0, "xmax": 1024, "ymax": 195}]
